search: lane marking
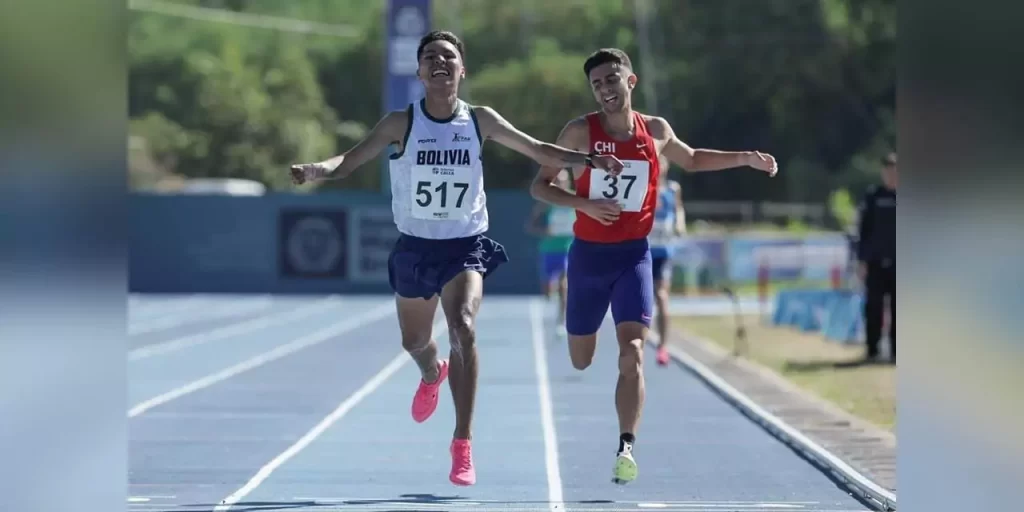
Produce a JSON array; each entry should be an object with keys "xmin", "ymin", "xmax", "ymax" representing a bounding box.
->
[
  {"xmin": 213, "ymin": 318, "xmax": 449, "ymax": 511},
  {"xmin": 663, "ymin": 343, "xmax": 896, "ymax": 511},
  {"xmin": 129, "ymin": 296, "xmax": 343, "ymax": 360},
  {"xmin": 129, "ymin": 295, "xmax": 209, "ymax": 319},
  {"xmin": 128, "ymin": 301, "xmax": 395, "ymax": 417},
  {"xmin": 530, "ymin": 298, "xmax": 565, "ymax": 512},
  {"xmin": 129, "ymin": 295, "xmax": 273, "ymax": 335}
]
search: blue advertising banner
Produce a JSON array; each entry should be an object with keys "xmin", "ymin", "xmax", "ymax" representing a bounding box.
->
[{"xmin": 382, "ymin": 0, "xmax": 431, "ymax": 194}]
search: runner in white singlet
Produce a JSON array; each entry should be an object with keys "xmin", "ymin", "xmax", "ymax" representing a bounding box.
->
[{"xmin": 289, "ymin": 31, "xmax": 623, "ymax": 487}]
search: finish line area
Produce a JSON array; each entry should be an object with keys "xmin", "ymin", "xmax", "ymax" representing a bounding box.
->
[{"xmin": 128, "ymin": 295, "xmax": 870, "ymax": 512}]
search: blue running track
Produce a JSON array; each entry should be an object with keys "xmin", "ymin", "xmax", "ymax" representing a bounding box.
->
[{"xmin": 128, "ymin": 294, "xmax": 870, "ymax": 512}]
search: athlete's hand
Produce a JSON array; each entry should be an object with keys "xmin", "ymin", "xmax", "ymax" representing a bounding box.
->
[
  {"xmin": 580, "ymin": 198, "xmax": 622, "ymax": 226},
  {"xmin": 289, "ymin": 162, "xmax": 331, "ymax": 185},
  {"xmin": 591, "ymin": 154, "xmax": 625, "ymax": 176},
  {"xmin": 747, "ymin": 151, "xmax": 778, "ymax": 177}
]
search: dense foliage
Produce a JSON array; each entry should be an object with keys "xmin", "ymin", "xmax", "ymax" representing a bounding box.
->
[{"xmin": 129, "ymin": 0, "xmax": 894, "ymax": 205}]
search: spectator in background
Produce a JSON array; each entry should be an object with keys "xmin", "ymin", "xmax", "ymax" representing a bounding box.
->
[{"xmin": 856, "ymin": 152, "xmax": 897, "ymax": 363}]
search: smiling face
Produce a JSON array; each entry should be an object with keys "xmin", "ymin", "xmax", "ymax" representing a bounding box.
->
[
  {"xmin": 582, "ymin": 49, "xmax": 637, "ymax": 114},
  {"xmin": 588, "ymin": 62, "xmax": 635, "ymax": 114},
  {"xmin": 417, "ymin": 38, "xmax": 464, "ymax": 95}
]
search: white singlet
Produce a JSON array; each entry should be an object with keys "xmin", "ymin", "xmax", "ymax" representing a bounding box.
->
[{"xmin": 388, "ymin": 99, "xmax": 487, "ymax": 240}]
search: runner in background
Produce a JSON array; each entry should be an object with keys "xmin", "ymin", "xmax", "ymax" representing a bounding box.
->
[
  {"xmin": 648, "ymin": 154, "xmax": 686, "ymax": 366},
  {"xmin": 526, "ymin": 169, "xmax": 576, "ymax": 335}
]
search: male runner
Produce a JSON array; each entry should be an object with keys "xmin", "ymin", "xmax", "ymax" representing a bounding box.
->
[
  {"xmin": 647, "ymin": 155, "xmax": 686, "ymax": 366},
  {"xmin": 526, "ymin": 170, "xmax": 576, "ymax": 335},
  {"xmin": 291, "ymin": 31, "xmax": 623, "ymax": 486},
  {"xmin": 529, "ymin": 48, "xmax": 777, "ymax": 485}
]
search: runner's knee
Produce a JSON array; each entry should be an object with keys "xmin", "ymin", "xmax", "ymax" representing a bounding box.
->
[
  {"xmin": 568, "ymin": 334, "xmax": 596, "ymax": 370},
  {"xmin": 617, "ymin": 338, "xmax": 643, "ymax": 376},
  {"xmin": 401, "ymin": 331, "xmax": 432, "ymax": 353},
  {"xmin": 570, "ymin": 351, "xmax": 592, "ymax": 371},
  {"xmin": 448, "ymin": 311, "xmax": 476, "ymax": 350}
]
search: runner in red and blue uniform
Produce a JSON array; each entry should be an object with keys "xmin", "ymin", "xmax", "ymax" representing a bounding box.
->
[{"xmin": 529, "ymin": 48, "xmax": 778, "ymax": 485}]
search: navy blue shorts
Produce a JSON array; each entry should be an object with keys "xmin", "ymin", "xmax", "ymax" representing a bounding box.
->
[
  {"xmin": 539, "ymin": 251, "xmax": 569, "ymax": 283},
  {"xmin": 565, "ymin": 238, "xmax": 655, "ymax": 335},
  {"xmin": 388, "ymin": 233, "xmax": 509, "ymax": 300},
  {"xmin": 651, "ymin": 255, "xmax": 673, "ymax": 284}
]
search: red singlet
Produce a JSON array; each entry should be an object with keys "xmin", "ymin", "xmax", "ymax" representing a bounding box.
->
[{"xmin": 573, "ymin": 111, "xmax": 661, "ymax": 243}]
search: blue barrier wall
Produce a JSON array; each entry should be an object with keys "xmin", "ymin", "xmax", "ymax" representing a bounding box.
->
[
  {"xmin": 131, "ymin": 191, "xmax": 852, "ymax": 295},
  {"xmin": 130, "ymin": 191, "xmax": 542, "ymax": 294}
]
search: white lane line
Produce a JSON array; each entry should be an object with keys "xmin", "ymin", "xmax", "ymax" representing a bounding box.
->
[
  {"xmin": 213, "ymin": 318, "xmax": 449, "ymax": 511},
  {"xmin": 530, "ymin": 298, "xmax": 565, "ymax": 512},
  {"xmin": 129, "ymin": 295, "xmax": 273, "ymax": 335},
  {"xmin": 129, "ymin": 295, "xmax": 209, "ymax": 319},
  {"xmin": 129, "ymin": 297, "xmax": 343, "ymax": 361},
  {"xmin": 664, "ymin": 343, "xmax": 896, "ymax": 511},
  {"xmin": 128, "ymin": 301, "xmax": 395, "ymax": 418}
]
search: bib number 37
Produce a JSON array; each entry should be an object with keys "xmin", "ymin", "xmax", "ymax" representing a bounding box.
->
[{"xmin": 588, "ymin": 160, "xmax": 650, "ymax": 212}]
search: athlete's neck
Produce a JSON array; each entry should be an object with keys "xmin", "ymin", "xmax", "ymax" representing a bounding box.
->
[
  {"xmin": 601, "ymin": 108, "xmax": 636, "ymax": 138},
  {"xmin": 424, "ymin": 93, "xmax": 459, "ymax": 120}
]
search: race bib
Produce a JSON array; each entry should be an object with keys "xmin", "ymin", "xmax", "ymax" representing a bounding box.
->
[
  {"xmin": 587, "ymin": 159, "xmax": 650, "ymax": 212},
  {"xmin": 547, "ymin": 208, "xmax": 576, "ymax": 236},
  {"xmin": 410, "ymin": 165, "xmax": 473, "ymax": 221}
]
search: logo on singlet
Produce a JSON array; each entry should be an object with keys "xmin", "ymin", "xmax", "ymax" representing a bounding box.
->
[
  {"xmin": 593, "ymin": 141, "xmax": 616, "ymax": 154},
  {"xmin": 415, "ymin": 149, "xmax": 471, "ymax": 166}
]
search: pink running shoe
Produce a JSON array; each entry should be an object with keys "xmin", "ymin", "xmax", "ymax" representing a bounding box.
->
[
  {"xmin": 411, "ymin": 359, "xmax": 449, "ymax": 423},
  {"xmin": 656, "ymin": 346, "xmax": 670, "ymax": 366},
  {"xmin": 449, "ymin": 438, "xmax": 476, "ymax": 486}
]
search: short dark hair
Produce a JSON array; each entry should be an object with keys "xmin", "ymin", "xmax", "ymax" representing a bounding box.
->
[
  {"xmin": 882, "ymin": 152, "xmax": 897, "ymax": 167},
  {"xmin": 583, "ymin": 48, "xmax": 633, "ymax": 77},
  {"xmin": 417, "ymin": 30, "xmax": 465, "ymax": 61}
]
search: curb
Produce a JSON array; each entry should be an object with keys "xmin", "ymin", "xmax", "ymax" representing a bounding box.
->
[{"xmin": 661, "ymin": 342, "xmax": 898, "ymax": 511}]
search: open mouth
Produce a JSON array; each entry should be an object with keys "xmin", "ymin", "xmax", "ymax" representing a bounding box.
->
[
  {"xmin": 603, "ymin": 95, "xmax": 618, "ymax": 104},
  {"xmin": 431, "ymin": 69, "xmax": 451, "ymax": 77}
]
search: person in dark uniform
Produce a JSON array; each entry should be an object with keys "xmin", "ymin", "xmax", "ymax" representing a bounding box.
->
[{"xmin": 856, "ymin": 152, "xmax": 897, "ymax": 362}]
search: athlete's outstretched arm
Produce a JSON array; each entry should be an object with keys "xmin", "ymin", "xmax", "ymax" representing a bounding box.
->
[
  {"xmin": 473, "ymin": 106, "xmax": 623, "ymax": 173},
  {"xmin": 651, "ymin": 117, "xmax": 778, "ymax": 176},
  {"xmin": 290, "ymin": 110, "xmax": 406, "ymax": 184},
  {"xmin": 529, "ymin": 118, "xmax": 622, "ymax": 225}
]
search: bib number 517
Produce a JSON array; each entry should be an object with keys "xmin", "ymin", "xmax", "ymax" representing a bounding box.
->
[{"xmin": 416, "ymin": 180, "xmax": 469, "ymax": 209}]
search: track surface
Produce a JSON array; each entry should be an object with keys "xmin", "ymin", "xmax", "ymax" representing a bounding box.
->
[{"xmin": 128, "ymin": 294, "xmax": 868, "ymax": 512}]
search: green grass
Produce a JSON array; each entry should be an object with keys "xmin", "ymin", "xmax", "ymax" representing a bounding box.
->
[{"xmin": 670, "ymin": 314, "xmax": 896, "ymax": 430}]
